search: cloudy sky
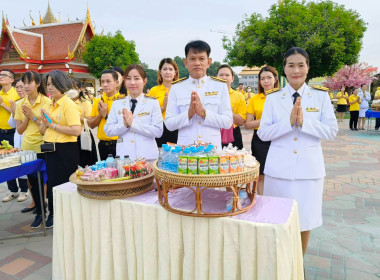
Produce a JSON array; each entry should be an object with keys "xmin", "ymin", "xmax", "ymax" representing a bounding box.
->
[{"xmin": 2, "ymin": 0, "xmax": 379, "ymax": 73}]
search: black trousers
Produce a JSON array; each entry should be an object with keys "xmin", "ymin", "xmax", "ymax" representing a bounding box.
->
[
  {"xmin": 29, "ymin": 153, "xmax": 46, "ymax": 215},
  {"xmin": 155, "ymin": 124, "xmax": 178, "ymax": 148},
  {"xmin": 0, "ymin": 129, "xmax": 18, "ymax": 192},
  {"xmin": 350, "ymin": 111, "xmax": 359, "ymax": 129},
  {"xmin": 222, "ymin": 126, "xmax": 244, "ymax": 150},
  {"xmin": 376, "ymin": 118, "xmax": 380, "ymax": 129},
  {"xmin": 251, "ymin": 130, "xmax": 271, "ymax": 174},
  {"xmin": 78, "ymin": 131, "xmax": 98, "ymax": 167},
  {"xmin": 98, "ymin": 140, "xmax": 117, "ymax": 161}
]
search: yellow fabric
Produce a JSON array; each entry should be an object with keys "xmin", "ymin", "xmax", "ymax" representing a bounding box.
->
[
  {"xmin": 148, "ymin": 84, "xmax": 167, "ymax": 119},
  {"xmin": 375, "ymin": 90, "xmax": 380, "ymax": 99},
  {"xmin": 336, "ymin": 92, "xmax": 348, "ymax": 105},
  {"xmin": 75, "ymin": 99, "xmax": 92, "ymax": 125},
  {"xmin": 244, "ymin": 91, "xmax": 254, "ymax": 103},
  {"xmin": 0, "ymin": 87, "xmax": 20, "ymax": 129},
  {"xmin": 329, "ymin": 92, "xmax": 334, "ymax": 100},
  {"xmin": 44, "ymin": 95, "xmax": 81, "ymax": 143},
  {"xmin": 349, "ymin": 94, "xmax": 360, "ymax": 111},
  {"xmin": 229, "ymin": 88, "xmax": 247, "ymax": 127},
  {"xmin": 247, "ymin": 93, "xmax": 266, "ymax": 130},
  {"xmin": 53, "ymin": 183, "xmax": 305, "ymax": 280},
  {"xmin": 90, "ymin": 92, "xmax": 121, "ymax": 141},
  {"xmin": 14, "ymin": 94, "xmax": 51, "ymax": 152}
]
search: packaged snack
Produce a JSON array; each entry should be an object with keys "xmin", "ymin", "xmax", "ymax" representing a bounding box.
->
[{"xmin": 178, "ymin": 155, "xmax": 188, "ymax": 174}]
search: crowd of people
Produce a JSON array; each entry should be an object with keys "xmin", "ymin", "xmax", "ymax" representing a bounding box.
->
[{"xmin": 0, "ymin": 40, "xmax": 345, "ymax": 258}]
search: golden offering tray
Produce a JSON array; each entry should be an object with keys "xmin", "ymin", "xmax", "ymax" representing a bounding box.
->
[
  {"xmin": 153, "ymin": 161, "xmax": 260, "ymax": 217},
  {"xmin": 69, "ymin": 172, "xmax": 154, "ymax": 200}
]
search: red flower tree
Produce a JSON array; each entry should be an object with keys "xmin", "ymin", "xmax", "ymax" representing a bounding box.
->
[{"xmin": 323, "ymin": 63, "xmax": 378, "ymax": 92}]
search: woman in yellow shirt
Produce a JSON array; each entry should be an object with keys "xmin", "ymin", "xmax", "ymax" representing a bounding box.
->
[
  {"xmin": 39, "ymin": 70, "xmax": 81, "ymax": 229},
  {"xmin": 15, "ymin": 71, "xmax": 51, "ymax": 228},
  {"xmin": 217, "ymin": 65, "xmax": 247, "ymax": 149},
  {"xmin": 336, "ymin": 86, "xmax": 349, "ymax": 122},
  {"xmin": 148, "ymin": 58, "xmax": 179, "ymax": 147},
  {"xmin": 69, "ymin": 79, "xmax": 97, "ymax": 167},
  {"xmin": 245, "ymin": 66, "xmax": 279, "ymax": 195},
  {"xmin": 348, "ymin": 88, "xmax": 361, "ymax": 131}
]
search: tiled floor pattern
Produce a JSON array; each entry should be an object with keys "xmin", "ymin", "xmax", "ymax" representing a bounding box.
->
[{"xmin": 0, "ymin": 119, "xmax": 379, "ymax": 279}]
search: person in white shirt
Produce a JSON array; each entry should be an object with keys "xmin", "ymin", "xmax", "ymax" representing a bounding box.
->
[
  {"xmin": 164, "ymin": 40, "xmax": 233, "ymax": 149},
  {"xmin": 358, "ymin": 84, "xmax": 371, "ymax": 130},
  {"xmin": 104, "ymin": 64, "xmax": 163, "ymax": 161},
  {"xmin": 258, "ymin": 47, "xmax": 338, "ymax": 256}
]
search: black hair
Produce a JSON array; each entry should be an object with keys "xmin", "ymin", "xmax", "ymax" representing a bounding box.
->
[
  {"xmin": 22, "ymin": 71, "xmax": 47, "ymax": 96},
  {"xmin": 71, "ymin": 78, "xmax": 88, "ymax": 102},
  {"xmin": 361, "ymin": 84, "xmax": 367, "ymax": 88},
  {"xmin": 45, "ymin": 70, "xmax": 72, "ymax": 94},
  {"xmin": 101, "ymin": 69, "xmax": 119, "ymax": 81},
  {"xmin": 15, "ymin": 78, "xmax": 23, "ymax": 85},
  {"xmin": 217, "ymin": 64, "xmax": 234, "ymax": 76},
  {"xmin": 110, "ymin": 66, "xmax": 127, "ymax": 94},
  {"xmin": 283, "ymin": 47, "xmax": 310, "ymax": 68},
  {"xmin": 1, "ymin": 69, "xmax": 15, "ymax": 79},
  {"xmin": 238, "ymin": 83, "xmax": 243, "ymax": 86},
  {"xmin": 185, "ymin": 40, "xmax": 211, "ymax": 57}
]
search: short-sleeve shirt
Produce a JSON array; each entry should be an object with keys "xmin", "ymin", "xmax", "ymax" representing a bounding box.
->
[
  {"xmin": 90, "ymin": 92, "xmax": 121, "ymax": 141},
  {"xmin": 14, "ymin": 94, "xmax": 51, "ymax": 152},
  {"xmin": 229, "ymin": 88, "xmax": 247, "ymax": 127},
  {"xmin": 0, "ymin": 87, "xmax": 20, "ymax": 129},
  {"xmin": 337, "ymin": 92, "xmax": 348, "ymax": 105},
  {"xmin": 44, "ymin": 95, "xmax": 81, "ymax": 143},
  {"xmin": 75, "ymin": 99, "xmax": 92, "ymax": 122},
  {"xmin": 148, "ymin": 84, "xmax": 167, "ymax": 119},
  {"xmin": 247, "ymin": 93, "xmax": 266, "ymax": 130},
  {"xmin": 349, "ymin": 95, "xmax": 360, "ymax": 111}
]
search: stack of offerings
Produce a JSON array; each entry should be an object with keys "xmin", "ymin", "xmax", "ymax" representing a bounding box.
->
[
  {"xmin": 75, "ymin": 155, "xmax": 153, "ymax": 182},
  {"xmin": 157, "ymin": 143, "xmax": 252, "ymax": 175},
  {"xmin": 0, "ymin": 140, "xmax": 38, "ymax": 169}
]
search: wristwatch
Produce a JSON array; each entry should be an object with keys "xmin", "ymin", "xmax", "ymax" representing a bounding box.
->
[
  {"xmin": 32, "ymin": 116, "xmax": 38, "ymax": 122},
  {"xmin": 105, "ymin": 114, "xmax": 108, "ymax": 120}
]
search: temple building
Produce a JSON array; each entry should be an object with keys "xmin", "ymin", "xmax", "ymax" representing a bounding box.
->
[{"xmin": 0, "ymin": 3, "xmax": 97, "ymax": 91}]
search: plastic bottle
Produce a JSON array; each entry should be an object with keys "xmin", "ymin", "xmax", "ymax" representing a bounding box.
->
[
  {"xmin": 170, "ymin": 149, "xmax": 180, "ymax": 173},
  {"xmin": 162, "ymin": 146, "xmax": 172, "ymax": 171},
  {"xmin": 123, "ymin": 155, "xmax": 131, "ymax": 177},
  {"xmin": 113, "ymin": 155, "xmax": 121, "ymax": 169},
  {"xmin": 157, "ymin": 147, "xmax": 164, "ymax": 169},
  {"xmin": 105, "ymin": 154, "xmax": 114, "ymax": 168}
]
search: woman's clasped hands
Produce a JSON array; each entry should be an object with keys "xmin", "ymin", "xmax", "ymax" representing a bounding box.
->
[{"xmin": 290, "ymin": 97, "xmax": 303, "ymax": 127}]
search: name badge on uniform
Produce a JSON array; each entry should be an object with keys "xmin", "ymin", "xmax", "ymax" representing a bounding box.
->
[
  {"xmin": 138, "ymin": 112, "xmax": 150, "ymax": 117},
  {"xmin": 306, "ymin": 107, "xmax": 320, "ymax": 112},
  {"xmin": 118, "ymin": 110, "xmax": 122, "ymax": 115},
  {"xmin": 205, "ymin": 91, "xmax": 218, "ymax": 96}
]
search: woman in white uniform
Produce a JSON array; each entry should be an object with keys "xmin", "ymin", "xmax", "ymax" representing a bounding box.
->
[
  {"xmin": 258, "ymin": 47, "xmax": 338, "ymax": 256},
  {"xmin": 104, "ymin": 64, "xmax": 163, "ymax": 161},
  {"xmin": 358, "ymin": 84, "xmax": 371, "ymax": 130}
]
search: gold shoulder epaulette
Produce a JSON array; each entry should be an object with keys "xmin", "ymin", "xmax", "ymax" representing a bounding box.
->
[
  {"xmin": 265, "ymin": 87, "xmax": 281, "ymax": 95},
  {"xmin": 114, "ymin": 94, "xmax": 126, "ymax": 100},
  {"xmin": 210, "ymin": 76, "xmax": 226, "ymax": 83},
  {"xmin": 171, "ymin": 77, "xmax": 188, "ymax": 85},
  {"xmin": 311, "ymin": 85, "xmax": 329, "ymax": 92},
  {"xmin": 145, "ymin": 95, "xmax": 157, "ymax": 99}
]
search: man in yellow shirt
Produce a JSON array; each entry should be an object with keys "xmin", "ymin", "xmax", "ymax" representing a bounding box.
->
[
  {"xmin": 88, "ymin": 70, "xmax": 123, "ymax": 160},
  {"xmin": 0, "ymin": 69, "xmax": 21, "ymax": 202}
]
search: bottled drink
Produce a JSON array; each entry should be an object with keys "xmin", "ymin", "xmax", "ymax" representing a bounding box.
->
[
  {"xmin": 162, "ymin": 146, "xmax": 172, "ymax": 171},
  {"xmin": 105, "ymin": 154, "xmax": 114, "ymax": 168},
  {"xmin": 114, "ymin": 155, "xmax": 121, "ymax": 169},
  {"xmin": 157, "ymin": 147, "xmax": 164, "ymax": 169},
  {"xmin": 169, "ymin": 149, "xmax": 180, "ymax": 173},
  {"xmin": 123, "ymin": 155, "xmax": 131, "ymax": 177}
]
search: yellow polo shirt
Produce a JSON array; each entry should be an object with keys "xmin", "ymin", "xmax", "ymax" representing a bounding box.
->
[
  {"xmin": 247, "ymin": 93, "xmax": 266, "ymax": 130},
  {"xmin": 75, "ymin": 99, "xmax": 92, "ymax": 123},
  {"xmin": 329, "ymin": 92, "xmax": 334, "ymax": 100},
  {"xmin": 349, "ymin": 95, "xmax": 360, "ymax": 111},
  {"xmin": 0, "ymin": 87, "xmax": 20, "ymax": 129},
  {"xmin": 337, "ymin": 92, "xmax": 348, "ymax": 105},
  {"xmin": 229, "ymin": 88, "xmax": 247, "ymax": 127},
  {"xmin": 90, "ymin": 92, "xmax": 121, "ymax": 141},
  {"xmin": 375, "ymin": 89, "xmax": 380, "ymax": 100},
  {"xmin": 44, "ymin": 95, "xmax": 81, "ymax": 143},
  {"xmin": 14, "ymin": 94, "xmax": 52, "ymax": 152},
  {"xmin": 148, "ymin": 84, "xmax": 167, "ymax": 119}
]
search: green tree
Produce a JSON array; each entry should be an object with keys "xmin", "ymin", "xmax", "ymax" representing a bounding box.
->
[
  {"xmin": 83, "ymin": 31, "xmax": 139, "ymax": 78},
  {"xmin": 174, "ymin": 56, "xmax": 189, "ymax": 78},
  {"xmin": 223, "ymin": 0, "xmax": 367, "ymax": 79},
  {"xmin": 206, "ymin": 61, "xmax": 221, "ymax": 76},
  {"xmin": 142, "ymin": 63, "xmax": 158, "ymax": 91}
]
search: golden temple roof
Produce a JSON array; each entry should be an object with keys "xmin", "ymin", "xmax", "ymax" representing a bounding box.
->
[{"xmin": 43, "ymin": 1, "xmax": 57, "ymax": 24}]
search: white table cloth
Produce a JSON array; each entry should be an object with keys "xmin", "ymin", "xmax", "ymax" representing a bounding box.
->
[{"xmin": 53, "ymin": 182, "xmax": 304, "ymax": 280}]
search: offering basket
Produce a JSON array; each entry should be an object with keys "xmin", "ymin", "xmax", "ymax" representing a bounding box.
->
[
  {"xmin": 69, "ymin": 171, "xmax": 154, "ymax": 200},
  {"xmin": 153, "ymin": 161, "xmax": 260, "ymax": 217}
]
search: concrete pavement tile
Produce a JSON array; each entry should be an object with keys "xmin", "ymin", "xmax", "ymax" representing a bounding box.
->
[
  {"xmin": 24, "ymin": 239, "xmax": 53, "ymax": 258},
  {"xmin": 0, "ymin": 237, "xmax": 28, "ymax": 247},
  {"xmin": 335, "ymin": 194, "xmax": 356, "ymax": 202},
  {"xmin": 370, "ymin": 193, "xmax": 380, "ymax": 199},
  {"xmin": 311, "ymin": 227, "xmax": 336, "ymax": 241},
  {"xmin": 324, "ymin": 200, "xmax": 356, "ymax": 209},
  {"xmin": 365, "ymin": 216, "xmax": 380, "ymax": 226},
  {"xmin": 351, "ymin": 192, "xmax": 373, "ymax": 199},
  {"xmin": 0, "ymin": 244, "xmax": 25, "ymax": 259},
  {"xmin": 332, "ymin": 237, "xmax": 363, "ymax": 254},
  {"xmin": 304, "ymin": 255, "xmax": 330, "ymax": 271},
  {"xmin": 345, "ymin": 254, "xmax": 380, "ymax": 274}
]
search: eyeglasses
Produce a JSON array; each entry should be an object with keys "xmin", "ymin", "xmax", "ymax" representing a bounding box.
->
[{"xmin": 0, "ymin": 73, "xmax": 12, "ymax": 78}]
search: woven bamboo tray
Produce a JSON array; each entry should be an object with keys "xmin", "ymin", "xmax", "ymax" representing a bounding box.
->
[
  {"xmin": 153, "ymin": 161, "xmax": 260, "ymax": 217},
  {"xmin": 69, "ymin": 172, "xmax": 154, "ymax": 200}
]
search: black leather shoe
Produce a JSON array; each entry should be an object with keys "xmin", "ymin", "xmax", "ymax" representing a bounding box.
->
[{"xmin": 21, "ymin": 206, "xmax": 36, "ymax": 213}]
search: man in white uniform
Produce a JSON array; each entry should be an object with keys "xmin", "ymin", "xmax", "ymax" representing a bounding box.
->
[{"xmin": 165, "ymin": 40, "xmax": 233, "ymax": 149}]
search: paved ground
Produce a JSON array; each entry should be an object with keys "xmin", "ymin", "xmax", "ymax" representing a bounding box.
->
[{"xmin": 0, "ymin": 119, "xmax": 379, "ymax": 279}]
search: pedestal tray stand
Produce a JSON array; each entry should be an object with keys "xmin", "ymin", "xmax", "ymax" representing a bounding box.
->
[
  {"xmin": 69, "ymin": 172, "xmax": 154, "ymax": 200},
  {"xmin": 153, "ymin": 161, "xmax": 260, "ymax": 217}
]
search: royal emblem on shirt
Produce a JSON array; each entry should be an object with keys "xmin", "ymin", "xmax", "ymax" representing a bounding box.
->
[
  {"xmin": 138, "ymin": 112, "xmax": 150, "ymax": 117},
  {"xmin": 306, "ymin": 107, "xmax": 320, "ymax": 112},
  {"xmin": 205, "ymin": 91, "xmax": 218, "ymax": 96}
]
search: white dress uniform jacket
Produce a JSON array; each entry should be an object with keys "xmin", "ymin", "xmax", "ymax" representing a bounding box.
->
[
  {"xmin": 165, "ymin": 76, "xmax": 233, "ymax": 149},
  {"xmin": 258, "ymin": 83, "xmax": 338, "ymax": 180},
  {"xmin": 104, "ymin": 94, "xmax": 163, "ymax": 161},
  {"xmin": 358, "ymin": 90, "xmax": 371, "ymax": 111}
]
